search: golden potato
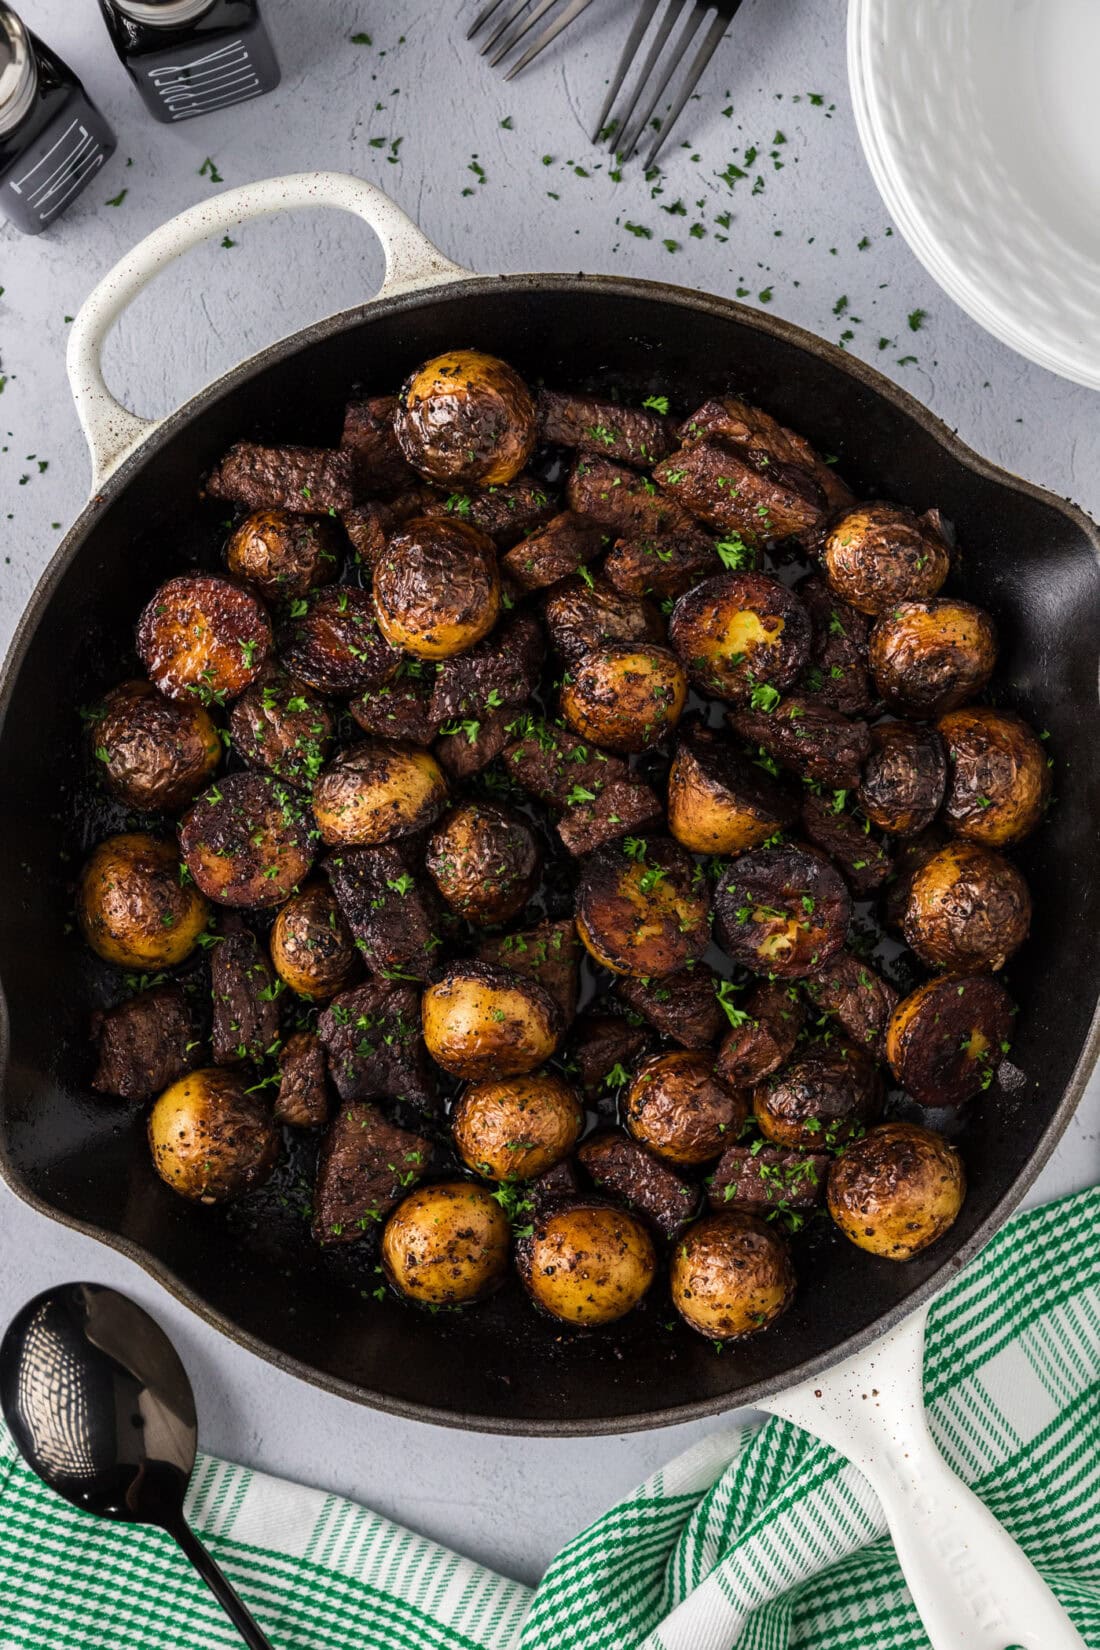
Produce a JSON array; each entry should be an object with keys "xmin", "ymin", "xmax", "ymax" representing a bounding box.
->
[
  {"xmin": 452, "ymin": 1071, "xmax": 582, "ymax": 1181},
  {"xmin": 821, "ymin": 503, "xmax": 950, "ymax": 616},
  {"xmin": 136, "ymin": 573, "xmax": 271, "ymax": 705},
  {"xmin": 575, "ymin": 836, "xmax": 710, "ymax": 977},
  {"xmin": 425, "ymin": 801, "xmax": 541, "ymax": 925},
  {"xmin": 373, "ymin": 516, "xmax": 501, "ymax": 659},
  {"xmin": 312, "ymin": 739, "xmax": 448, "ymax": 847},
  {"xmin": 394, "ymin": 349, "xmax": 537, "ymax": 487},
  {"xmin": 902, "ymin": 839, "xmax": 1031, "ymax": 972},
  {"xmin": 422, "ymin": 962, "xmax": 563, "ymax": 1079},
  {"xmin": 668, "ymin": 571, "xmax": 811, "ymax": 703},
  {"xmin": 79, "ymin": 832, "xmax": 210, "ymax": 969},
  {"xmin": 517, "ymin": 1200, "xmax": 656, "ymax": 1326},
  {"xmin": 827, "ymin": 1122, "xmax": 965, "ymax": 1258},
  {"xmin": 179, "ymin": 772, "xmax": 316, "ymax": 907},
  {"xmin": 226, "ymin": 508, "xmax": 342, "ymax": 600},
  {"xmin": 90, "ymin": 679, "xmax": 221, "ymax": 812},
  {"xmin": 381, "ymin": 1180, "xmax": 511, "ymax": 1304},
  {"xmin": 885, "ymin": 973, "xmax": 1014, "ymax": 1107},
  {"xmin": 269, "ymin": 880, "xmax": 360, "ymax": 1000},
  {"xmin": 667, "ymin": 723, "xmax": 797, "ymax": 854},
  {"xmin": 938, "ymin": 707, "xmax": 1051, "ymax": 847},
  {"xmin": 868, "ymin": 598, "xmax": 997, "ymax": 717},
  {"xmin": 625, "ymin": 1051, "xmax": 747, "ymax": 1165},
  {"xmin": 713, "ymin": 843, "xmax": 850, "ymax": 980},
  {"xmin": 148, "ymin": 1067, "xmax": 279, "ymax": 1203},
  {"xmin": 559, "ymin": 643, "xmax": 686, "ymax": 754},
  {"xmin": 753, "ymin": 1039, "xmax": 881, "ymax": 1150},
  {"xmin": 670, "ymin": 1211, "xmax": 795, "ymax": 1340}
]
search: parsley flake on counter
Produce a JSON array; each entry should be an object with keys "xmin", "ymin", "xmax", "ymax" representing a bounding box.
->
[
  {"xmin": 199, "ymin": 157, "xmax": 223, "ymax": 183},
  {"xmin": 908, "ymin": 308, "xmax": 928, "ymax": 332},
  {"xmin": 105, "ymin": 189, "xmax": 128, "ymax": 207}
]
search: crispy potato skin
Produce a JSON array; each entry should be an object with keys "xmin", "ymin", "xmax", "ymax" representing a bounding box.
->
[
  {"xmin": 179, "ymin": 772, "xmax": 316, "ymax": 907},
  {"xmin": 452, "ymin": 1071, "xmax": 582, "ymax": 1181},
  {"xmin": 869, "ymin": 598, "xmax": 997, "ymax": 717},
  {"xmin": 560, "ymin": 643, "xmax": 686, "ymax": 753},
  {"xmin": 79, "ymin": 833, "xmax": 210, "ymax": 969},
  {"xmin": 827, "ymin": 1122, "xmax": 965, "ymax": 1258},
  {"xmin": 373, "ymin": 516, "xmax": 501, "ymax": 659},
  {"xmin": 670, "ymin": 1211, "xmax": 795, "ymax": 1340},
  {"xmin": 754, "ymin": 1039, "xmax": 881, "ymax": 1149},
  {"xmin": 312, "ymin": 739, "xmax": 448, "ymax": 848},
  {"xmin": 517, "ymin": 1200, "xmax": 656, "ymax": 1326},
  {"xmin": 395, "ymin": 349, "xmax": 537, "ymax": 487},
  {"xmin": 669, "ymin": 571, "xmax": 812, "ymax": 703},
  {"xmin": 821, "ymin": 503, "xmax": 950, "ymax": 616},
  {"xmin": 382, "ymin": 1180, "xmax": 512, "ymax": 1305},
  {"xmin": 277, "ymin": 586, "xmax": 401, "ymax": 697},
  {"xmin": 425, "ymin": 801, "xmax": 541, "ymax": 925},
  {"xmin": 228, "ymin": 664, "xmax": 334, "ymax": 787},
  {"xmin": 903, "ymin": 839, "xmax": 1031, "ymax": 972},
  {"xmin": 886, "ymin": 972, "xmax": 1014, "ymax": 1106},
  {"xmin": 92, "ymin": 679, "xmax": 221, "ymax": 812},
  {"xmin": 625, "ymin": 1051, "xmax": 748, "ymax": 1165},
  {"xmin": 576, "ymin": 836, "xmax": 710, "ymax": 978},
  {"xmin": 938, "ymin": 707, "xmax": 1051, "ymax": 846},
  {"xmin": 858, "ymin": 720, "xmax": 947, "ymax": 837},
  {"xmin": 226, "ymin": 508, "xmax": 342, "ymax": 600},
  {"xmin": 714, "ymin": 843, "xmax": 850, "ymax": 979},
  {"xmin": 668, "ymin": 724, "xmax": 797, "ymax": 854},
  {"xmin": 148, "ymin": 1067, "xmax": 279, "ymax": 1203},
  {"xmin": 137, "ymin": 574, "xmax": 271, "ymax": 705},
  {"xmin": 269, "ymin": 880, "xmax": 360, "ymax": 1000},
  {"xmin": 542, "ymin": 574, "xmax": 664, "ymax": 664},
  {"xmin": 422, "ymin": 962, "xmax": 564, "ymax": 1079}
]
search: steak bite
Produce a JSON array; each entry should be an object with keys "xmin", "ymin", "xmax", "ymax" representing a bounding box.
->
[
  {"xmin": 726, "ymin": 696, "xmax": 871, "ymax": 791},
  {"xmin": 501, "ymin": 512, "xmax": 606, "ymax": 592},
  {"xmin": 715, "ymin": 980, "xmax": 804, "ymax": 1088},
  {"xmin": 678, "ymin": 394, "xmax": 854, "ymax": 513},
  {"xmin": 312, "ymin": 1101, "xmax": 431, "ymax": 1244},
  {"xmin": 800, "ymin": 791, "xmax": 892, "ymax": 896},
  {"xmin": 434, "ymin": 706, "xmax": 514, "ymax": 780},
  {"xmin": 617, "ymin": 965, "xmax": 726, "ymax": 1050},
  {"xmin": 554, "ymin": 776, "xmax": 663, "ymax": 857},
  {"xmin": 324, "ymin": 844, "xmax": 441, "ymax": 979},
  {"xmin": 578, "ymin": 1130, "xmax": 700, "ymax": 1239},
  {"xmin": 427, "ymin": 614, "xmax": 544, "ymax": 723},
  {"xmin": 421, "ymin": 476, "xmax": 557, "ymax": 549},
  {"xmin": 341, "ymin": 394, "xmax": 415, "ymax": 495},
  {"xmin": 477, "ymin": 918, "xmax": 581, "ymax": 1025},
  {"xmin": 537, "ymin": 388, "xmax": 675, "ymax": 468},
  {"xmin": 572, "ymin": 1012, "xmax": 654, "ymax": 1095},
  {"xmin": 274, "ymin": 1031, "xmax": 330, "ymax": 1128},
  {"xmin": 350, "ymin": 672, "xmax": 440, "ymax": 745},
  {"xmin": 503, "ymin": 718, "xmax": 626, "ymax": 809},
  {"xmin": 90, "ymin": 985, "xmax": 200, "ymax": 1102},
  {"xmin": 211, "ymin": 918, "xmax": 280, "ymax": 1066},
  {"xmin": 795, "ymin": 574, "xmax": 873, "ymax": 716},
  {"xmin": 317, "ymin": 979, "xmax": 434, "ymax": 1108},
  {"xmin": 654, "ymin": 435, "xmax": 826, "ymax": 546},
  {"xmin": 206, "ymin": 442, "xmax": 361, "ymax": 514},
  {"xmin": 530, "ymin": 1156, "xmax": 580, "ymax": 1214},
  {"xmin": 341, "ymin": 500, "xmax": 396, "ymax": 570},
  {"xmin": 804, "ymin": 951, "xmax": 899, "ymax": 1052},
  {"xmin": 228, "ymin": 664, "xmax": 334, "ymax": 787},
  {"xmin": 542, "ymin": 574, "xmax": 665, "ymax": 664},
  {"xmin": 707, "ymin": 1143, "xmax": 829, "ymax": 1217},
  {"xmin": 602, "ymin": 531, "xmax": 721, "ymax": 602},
  {"xmin": 567, "ymin": 454, "xmax": 705, "ymax": 544}
]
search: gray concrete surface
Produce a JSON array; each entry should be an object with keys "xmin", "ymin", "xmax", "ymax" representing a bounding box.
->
[{"xmin": 1, "ymin": 0, "xmax": 1098, "ymax": 1588}]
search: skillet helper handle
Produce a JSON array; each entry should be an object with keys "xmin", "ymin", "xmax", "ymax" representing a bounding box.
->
[
  {"xmin": 66, "ymin": 170, "xmax": 470, "ymax": 491},
  {"xmin": 759, "ymin": 1306, "xmax": 1087, "ymax": 1650}
]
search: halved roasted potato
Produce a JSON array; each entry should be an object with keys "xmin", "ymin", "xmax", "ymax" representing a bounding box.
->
[
  {"xmin": 560, "ymin": 642, "xmax": 686, "ymax": 753},
  {"xmin": 312, "ymin": 739, "xmax": 448, "ymax": 847},
  {"xmin": 713, "ymin": 843, "xmax": 850, "ymax": 978},
  {"xmin": 624, "ymin": 1050, "xmax": 747, "ymax": 1165},
  {"xmin": 179, "ymin": 772, "xmax": 316, "ymax": 907},
  {"xmin": 754, "ymin": 1038, "xmax": 881, "ymax": 1149},
  {"xmin": 827, "ymin": 1122, "xmax": 965, "ymax": 1258},
  {"xmin": 277, "ymin": 585, "xmax": 401, "ymax": 696},
  {"xmin": 517, "ymin": 1199, "xmax": 656, "ymax": 1326},
  {"xmin": 382, "ymin": 1180, "xmax": 512, "ymax": 1304},
  {"xmin": 394, "ymin": 349, "xmax": 537, "ymax": 487},
  {"xmin": 667, "ymin": 723, "xmax": 797, "ymax": 854},
  {"xmin": 857, "ymin": 720, "xmax": 947, "ymax": 837},
  {"xmin": 670, "ymin": 1211, "xmax": 795, "ymax": 1340},
  {"xmin": 425, "ymin": 800, "xmax": 541, "ymax": 925},
  {"xmin": 669, "ymin": 571, "xmax": 812, "ymax": 702},
  {"xmin": 886, "ymin": 972, "xmax": 1014, "ymax": 1106},
  {"xmin": 137, "ymin": 573, "xmax": 272, "ymax": 705},
  {"xmin": 148, "ymin": 1066, "xmax": 279, "ymax": 1203},
  {"xmin": 269, "ymin": 880, "xmax": 360, "ymax": 1001},
  {"xmin": 90, "ymin": 679, "xmax": 221, "ymax": 812},
  {"xmin": 452, "ymin": 1070, "xmax": 582, "ymax": 1181},
  {"xmin": 575, "ymin": 835, "xmax": 710, "ymax": 977},
  {"xmin": 226, "ymin": 508, "xmax": 342, "ymax": 600},
  {"xmin": 938, "ymin": 707, "xmax": 1051, "ymax": 847},
  {"xmin": 869, "ymin": 598, "xmax": 997, "ymax": 717},
  {"xmin": 902, "ymin": 839, "xmax": 1031, "ymax": 971},
  {"xmin": 373, "ymin": 516, "xmax": 501, "ymax": 659},
  {"xmin": 422, "ymin": 961, "xmax": 563, "ymax": 1078},
  {"xmin": 79, "ymin": 832, "xmax": 210, "ymax": 969},
  {"xmin": 821, "ymin": 503, "xmax": 950, "ymax": 615}
]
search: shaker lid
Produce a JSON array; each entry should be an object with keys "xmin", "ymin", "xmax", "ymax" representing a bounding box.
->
[
  {"xmin": 0, "ymin": 5, "xmax": 37, "ymax": 136},
  {"xmin": 109, "ymin": 0, "xmax": 217, "ymax": 24}
]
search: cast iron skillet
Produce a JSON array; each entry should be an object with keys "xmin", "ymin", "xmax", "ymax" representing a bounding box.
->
[{"xmin": 1, "ymin": 175, "xmax": 1098, "ymax": 1436}]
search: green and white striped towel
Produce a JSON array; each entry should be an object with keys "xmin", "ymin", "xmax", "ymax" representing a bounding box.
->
[{"xmin": 1, "ymin": 1186, "xmax": 1097, "ymax": 1650}]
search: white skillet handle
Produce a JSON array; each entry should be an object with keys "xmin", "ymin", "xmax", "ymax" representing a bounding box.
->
[
  {"xmin": 66, "ymin": 170, "xmax": 471, "ymax": 491},
  {"xmin": 759, "ymin": 1306, "xmax": 1086, "ymax": 1650}
]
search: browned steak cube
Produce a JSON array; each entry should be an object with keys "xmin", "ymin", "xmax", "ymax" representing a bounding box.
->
[
  {"xmin": 350, "ymin": 675, "xmax": 440, "ymax": 745},
  {"xmin": 205, "ymin": 442, "xmax": 360, "ymax": 514},
  {"xmin": 566, "ymin": 454, "xmax": 702, "ymax": 543},
  {"xmin": 715, "ymin": 981, "xmax": 804, "ymax": 1087},
  {"xmin": 503, "ymin": 719, "xmax": 626, "ymax": 809},
  {"xmin": 617, "ymin": 966, "xmax": 725, "ymax": 1050},
  {"xmin": 341, "ymin": 501, "xmax": 395, "ymax": 569},
  {"xmin": 726, "ymin": 697, "xmax": 871, "ymax": 790},
  {"xmin": 341, "ymin": 395, "xmax": 414, "ymax": 495},
  {"xmin": 572, "ymin": 1012, "xmax": 653, "ymax": 1095},
  {"xmin": 90, "ymin": 985, "xmax": 199, "ymax": 1103},
  {"xmin": 477, "ymin": 918, "xmax": 581, "ymax": 1024},
  {"xmin": 602, "ymin": 532, "xmax": 720, "ymax": 601},
  {"xmin": 653, "ymin": 437, "xmax": 826, "ymax": 546},
  {"xmin": 578, "ymin": 1130, "xmax": 700, "ymax": 1239},
  {"xmin": 800, "ymin": 791, "xmax": 892, "ymax": 896},
  {"xmin": 555, "ymin": 778, "xmax": 663, "ymax": 856},
  {"xmin": 678, "ymin": 395, "xmax": 855, "ymax": 513},
  {"xmin": 530, "ymin": 1157, "xmax": 580, "ymax": 1213},
  {"xmin": 428, "ymin": 615, "xmax": 544, "ymax": 722},
  {"xmin": 537, "ymin": 389, "xmax": 675, "ymax": 469},
  {"xmin": 804, "ymin": 951, "xmax": 899, "ymax": 1052},
  {"xmin": 796, "ymin": 574, "xmax": 873, "ymax": 716},
  {"xmin": 708, "ymin": 1143, "xmax": 828, "ymax": 1215},
  {"xmin": 542, "ymin": 574, "xmax": 665, "ymax": 664},
  {"xmin": 312, "ymin": 1101, "xmax": 431, "ymax": 1244},
  {"xmin": 324, "ymin": 845, "xmax": 441, "ymax": 979},
  {"xmin": 501, "ymin": 512, "xmax": 607, "ymax": 592},
  {"xmin": 211, "ymin": 919, "xmax": 280, "ymax": 1066},
  {"xmin": 317, "ymin": 979, "xmax": 434, "ymax": 1108},
  {"xmin": 274, "ymin": 1031, "xmax": 330, "ymax": 1128},
  {"xmin": 434, "ymin": 706, "xmax": 514, "ymax": 780},
  {"xmin": 421, "ymin": 477, "xmax": 557, "ymax": 549}
]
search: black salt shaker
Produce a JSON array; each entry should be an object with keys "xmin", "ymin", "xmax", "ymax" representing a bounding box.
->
[
  {"xmin": 98, "ymin": 0, "xmax": 280, "ymax": 123},
  {"xmin": 0, "ymin": 3, "xmax": 116, "ymax": 235}
]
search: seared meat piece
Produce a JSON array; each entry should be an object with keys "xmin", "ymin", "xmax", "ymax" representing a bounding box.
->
[
  {"xmin": 796, "ymin": 574, "xmax": 873, "ymax": 716},
  {"xmin": 715, "ymin": 981, "xmax": 805, "ymax": 1088},
  {"xmin": 504, "ymin": 719, "xmax": 626, "ymax": 809},
  {"xmin": 707, "ymin": 1143, "xmax": 828, "ymax": 1216},
  {"xmin": 90, "ymin": 985, "xmax": 199, "ymax": 1102},
  {"xmin": 428, "ymin": 615, "xmax": 544, "ymax": 722},
  {"xmin": 617, "ymin": 966, "xmax": 725, "ymax": 1050},
  {"xmin": 317, "ymin": 979, "xmax": 434, "ymax": 1108},
  {"xmin": 567, "ymin": 454, "xmax": 704, "ymax": 544},
  {"xmin": 434, "ymin": 706, "xmax": 514, "ymax": 780},
  {"xmin": 555, "ymin": 777, "xmax": 663, "ymax": 857},
  {"xmin": 727, "ymin": 697, "xmax": 871, "ymax": 791},
  {"xmin": 211, "ymin": 918, "xmax": 280, "ymax": 1066},
  {"xmin": 602, "ymin": 532, "xmax": 721, "ymax": 601},
  {"xmin": 421, "ymin": 476, "xmax": 557, "ymax": 549},
  {"xmin": 312, "ymin": 1101, "xmax": 431, "ymax": 1245},
  {"xmin": 477, "ymin": 918, "xmax": 581, "ymax": 1024},
  {"xmin": 350, "ymin": 675, "xmax": 440, "ymax": 745},
  {"xmin": 206, "ymin": 442, "xmax": 360, "ymax": 514},
  {"xmin": 228, "ymin": 663, "xmax": 334, "ymax": 787},
  {"xmin": 341, "ymin": 500, "xmax": 396, "ymax": 569},
  {"xmin": 679, "ymin": 395, "xmax": 854, "ymax": 513},
  {"xmin": 501, "ymin": 512, "xmax": 606, "ymax": 592},
  {"xmin": 324, "ymin": 844, "xmax": 441, "ymax": 979},
  {"xmin": 341, "ymin": 395, "xmax": 414, "ymax": 495},
  {"xmin": 542, "ymin": 574, "xmax": 665, "ymax": 663},
  {"xmin": 537, "ymin": 389, "xmax": 675, "ymax": 469},
  {"xmin": 654, "ymin": 436, "xmax": 826, "ymax": 546},
  {"xmin": 274, "ymin": 1031, "xmax": 330, "ymax": 1128},
  {"xmin": 804, "ymin": 951, "xmax": 899, "ymax": 1052},
  {"xmin": 578, "ymin": 1130, "xmax": 700, "ymax": 1239},
  {"xmin": 277, "ymin": 585, "xmax": 400, "ymax": 697},
  {"xmin": 572, "ymin": 1012, "xmax": 653, "ymax": 1095},
  {"xmin": 800, "ymin": 792, "xmax": 892, "ymax": 896},
  {"xmin": 530, "ymin": 1157, "xmax": 580, "ymax": 1214}
]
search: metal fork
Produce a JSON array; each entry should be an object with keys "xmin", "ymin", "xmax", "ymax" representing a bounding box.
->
[
  {"xmin": 467, "ymin": 0, "xmax": 600, "ymax": 79},
  {"xmin": 595, "ymin": 0, "xmax": 743, "ymax": 168}
]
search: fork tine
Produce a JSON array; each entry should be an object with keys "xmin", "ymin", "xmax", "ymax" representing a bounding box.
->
[
  {"xmin": 621, "ymin": 0, "xmax": 703, "ymax": 161},
  {"xmin": 487, "ymin": 0, "xmax": 558, "ymax": 67},
  {"xmin": 467, "ymin": 0, "xmax": 508, "ymax": 41},
  {"xmin": 479, "ymin": 0, "xmax": 537, "ymax": 57},
  {"xmin": 607, "ymin": 0, "xmax": 691, "ymax": 156},
  {"xmin": 643, "ymin": 5, "xmax": 730, "ymax": 166},
  {"xmin": 505, "ymin": 0, "xmax": 599, "ymax": 79},
  {"xmin": 592, "ymin": 0, "xmax": 661, "ymax": 141}
]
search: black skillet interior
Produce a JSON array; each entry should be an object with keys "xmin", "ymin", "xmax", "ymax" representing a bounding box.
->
[{"xmin": 1, "ymin": 277, "xmax": 1098, "ymax": 1434}]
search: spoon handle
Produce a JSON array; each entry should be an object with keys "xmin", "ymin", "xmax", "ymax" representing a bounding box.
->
[{"xmin": 166, "ymin": 1516, "xmax": 274, "ymax": 1650}]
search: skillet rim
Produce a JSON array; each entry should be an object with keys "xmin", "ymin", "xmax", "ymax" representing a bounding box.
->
[{"xmin": 1, "ymin": 269, "xmax": 1098, "ymax": 1436}]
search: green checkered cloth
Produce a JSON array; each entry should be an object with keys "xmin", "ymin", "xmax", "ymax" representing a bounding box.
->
[{"xmin": 1, "ymin": 1186, "xmax": 1097, "ymax": 1649}]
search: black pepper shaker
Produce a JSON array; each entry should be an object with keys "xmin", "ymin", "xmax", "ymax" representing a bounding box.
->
[
  {"xmin": 98, "ymin": 0, "xmax": 280, "ymax": 123},
  {"xmin": 0, "ymin": 4, "xmax": 116, "ymax": 235}
]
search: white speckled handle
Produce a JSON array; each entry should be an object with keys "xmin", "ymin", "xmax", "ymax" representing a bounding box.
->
[
  {"xmin": 760, "ymin": 1307, "xmax": 1087, "ymax": 1650},
  {"xmin": 66, "ymin": 170, "xmax": 470, "ymax": 491}
]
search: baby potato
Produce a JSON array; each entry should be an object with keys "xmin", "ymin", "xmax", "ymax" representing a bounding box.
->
[
  {"xmin": 394, "ymin": 349, "xmax": 537, "ymax": 487},
  {"xmin": 869, "ymin": 598, "xmax": 997, "ymax": 717},
  {"xmin": 713, "ymin": 843, "xmax": 850, "ymax": 979},
  {"xmin": 669, "ymin": 571, "xmax": 811, "ymax": 703},
  {"xmin": 148, "ymin": 1066, "xmax": 279, "ymax": 1204},
  {"xmin": 312, "ymin": 739, "xmax": 448, "ymax": 848},
  {"xmin": 425, "ymin": 801, "xmax": 541, "ymax": 925},
  {"xmin": 938, "ymin": 707, "xmax": 1051, "ymax": 847},
  {"xmin": 228, "ymin": 664, "xmax": 334, "ymax": 787},
  {"xmin": 886, "ymin": 973, "xmax": 1014, "ymax": 1107},
  {"xmin": 560, "ymin": 643, "xmax": 686, "ymax": 753},
  {"xmin": 90, "ymin": 678, "xmax": 221, "ymax": 812},
  {"xmin": 277, "ymin": 585, "xmax": 401, "ymax": 697},
  {"xmin": 373, "ymin": 516, "xmax": 501, "ymax": 659},
  {"xmin": 517, "ymin": 1200, "xmax": 656, "ymax": 1326},
  {"xmin": 452, "ymin": 1071, "xmax": 582, "ymax": 1181},
  {"xmin": 902, "ymin": 839, "xmax": 1031, "ymax": 972},
  {"xmin": 754, "ymin": 1039, "xmax": 882, "ymax": 1149},
  {"xmin": 422, "ymin": 961, "xmax": 563, "ymax": 1079},
  {"xmin": 821, "ymin": 502, "xmax": 950, "ymax": 616},
  {"xmin": 667, "ymin": 723, "xmax": 798, "ymax": 854},
  {"xmin": 179, "ymin": 771, "xmax": 316, "ymax": 907},
  {"xmin": 79, "ymin": 832, "xmax": 210, "ymax": 969},
  {"xmin": 136, "ymin": 573, "xmax": 271, "ymax": 705},
  {"xmin": 670, "ymin": 1211, "xmax": 794, "ymax": 1340},
  {"xmin": 625, "ymin": 1050, "xmax": 748, "ymax": 1165},
  {"xmin": 226, "ymin": 508, "xmax": 342, "ymax": 600},
  {"xmin": 382, "ymin": 1180, "xmax": 511, "ymax": 1305},
  {"xmin": 269, "ymin": 880, "xmax": 360, "ymax": 1000},
  {"xmin": 827, "ymin": 1122, "xmax": 965, "ymax": 1259},
  {"xmin": 857, "ymin": 720, "xmax": 947, "ymax": 837},
  {"xmin": 575, "ymin": 835, "xmax": 710, "ymax": 978}
]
